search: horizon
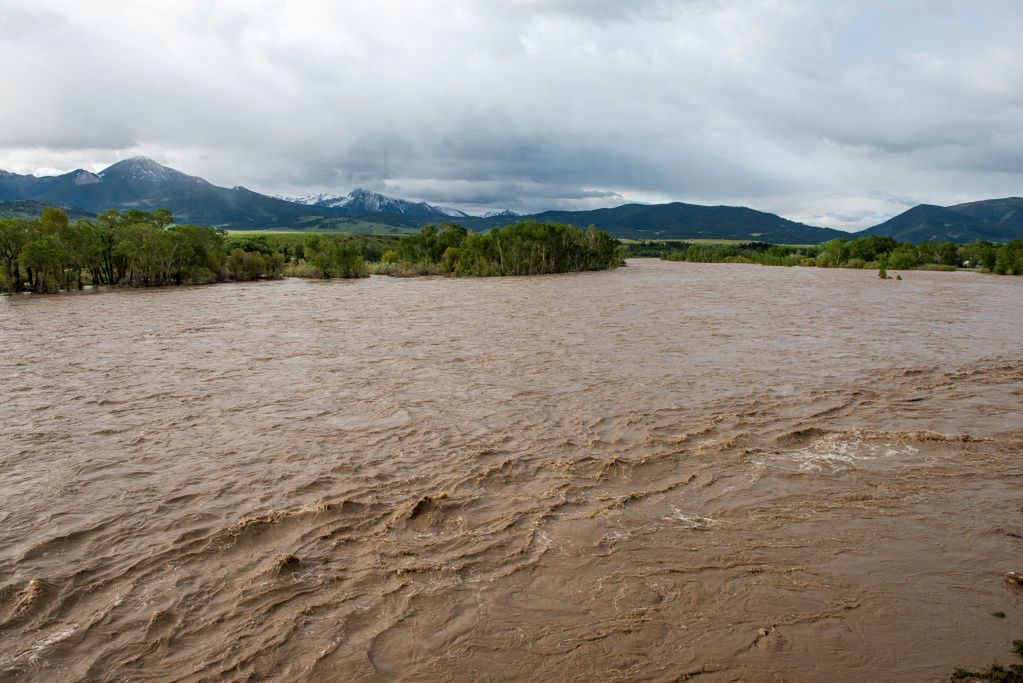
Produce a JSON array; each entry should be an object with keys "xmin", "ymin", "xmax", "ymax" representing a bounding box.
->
[
  {"xmin": 5, "ymin": 154, "xmax": 1021, "ymax": 233},
  {"xmin": 2, "ymin": 1, "xmax": 1022, "ymax": 230}
]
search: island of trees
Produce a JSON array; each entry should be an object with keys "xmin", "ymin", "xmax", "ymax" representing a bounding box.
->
[
  {"xmin": 632, "ymin": 236, "xmax": 1023, "ymax": 275},
  {"xmin": 0, "ymin": 208, "xmax": 624, "ymax": 294}
]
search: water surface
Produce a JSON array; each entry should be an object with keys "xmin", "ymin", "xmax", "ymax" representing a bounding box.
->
[{"xmin": 1, "ymin": 260, "xmax": 1022, "ymax": 681}]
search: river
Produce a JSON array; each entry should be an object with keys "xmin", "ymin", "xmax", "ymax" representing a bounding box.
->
[{"xmin": 1, "ymin": 259, "xmax": 1021, "ymax": 681}]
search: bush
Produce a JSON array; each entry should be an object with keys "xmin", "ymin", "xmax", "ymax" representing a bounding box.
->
[
  {"xmin": 226, "ymin": 248, "xmax": 267, "ymax": 281},
  {"xmin": 284, "ymin": 261, "xmax": 324, "ymax": 278},
  {"xmin": 302, "ymin": 235, "xmax": 368, "ymax": 278},
  {"xmin": 265, "ymin": 252, "xmax": 285, "ymax": 279},
  {"xmin": 369, "ymin": 260, "xmax": 441, "ymax": 277},
  {"xmin": 184, "ymin": 266, "xmax": 218, "ymax": 285},
  {"xmin": 441, "ymin": 246, "xmax": 460, "ymax": 272}
]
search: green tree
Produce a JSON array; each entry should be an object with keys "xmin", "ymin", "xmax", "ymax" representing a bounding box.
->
[{"xmin": 0, "ymin": 218, "xmax": 32, "ymax": 293}]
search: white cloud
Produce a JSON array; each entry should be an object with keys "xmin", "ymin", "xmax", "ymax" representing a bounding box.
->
[{"xmin": 1, "ymin": 0, "xmax": 1021, "ymax": 229}]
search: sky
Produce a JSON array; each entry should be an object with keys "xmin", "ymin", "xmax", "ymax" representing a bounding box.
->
[{"xmin": 1, "ymin": 0, "xmax": 1021, "ymax": 229}]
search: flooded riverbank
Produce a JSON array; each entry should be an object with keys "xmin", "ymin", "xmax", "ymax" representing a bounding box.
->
[{"xmin": 2, "ymin": 259, "xmax": 1021, "ymax": 681}]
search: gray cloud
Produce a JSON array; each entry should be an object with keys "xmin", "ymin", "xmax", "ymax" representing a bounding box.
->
[{"xmin": 1, "ymin": 0, "xmax": 1021, "ymax": 229}]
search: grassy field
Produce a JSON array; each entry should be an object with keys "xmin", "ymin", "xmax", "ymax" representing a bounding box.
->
[
  {"xmin": 225, "ymin": 230, "xmax": 335, "ymax": 236},
  {"xmin": 226, "ymin": 222, "xmax": 417, "ymax": 236}
]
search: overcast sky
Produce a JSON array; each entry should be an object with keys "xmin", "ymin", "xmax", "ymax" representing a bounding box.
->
[{"xmin": 1, "ymin": 0, "xmax": 1021, "ymax": 228}]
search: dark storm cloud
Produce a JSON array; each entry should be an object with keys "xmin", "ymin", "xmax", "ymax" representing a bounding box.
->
[{"xmin": 1, "ymin": 0, "xmax": 1021, "ymax": 228}]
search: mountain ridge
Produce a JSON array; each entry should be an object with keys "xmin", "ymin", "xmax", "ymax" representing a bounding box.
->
[
  {"xmin": 279, "ymin": 188, "xmax": 468, "ymax": 219},
  {"xmin": 859, "ymin": 197, "xmax": 1023, "ymax": 242},
  {"xmin": 2, "ymin": 157, "xmax": 1018, "ymax": 243}
]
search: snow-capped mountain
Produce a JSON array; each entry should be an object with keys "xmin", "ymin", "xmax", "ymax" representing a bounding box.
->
[
  {"xmin": 279, "ymin": 188, "xmax": 468, "ymax": 219},
  {"xmin": 99, "ymin": 156, "xmax": 208, "ymax": 185},
  {"xmin": 272, "ymin": 192, "xmax": 335, "ymax": 206},
  {"xmin": 434, "ymin": 205, "xmax": 471, "ymax": 218},
  {"xmin": 481, "ymin": 209, "xmax": 522, "ymax": 219}
]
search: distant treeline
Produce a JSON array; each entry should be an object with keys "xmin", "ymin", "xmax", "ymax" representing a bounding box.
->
[
  {"xmin": 631, "ymin": 236, "xmax": 1023, "ymax": 274},
  {"xmin": 1, "ymin": 208, "xmax": 623, "ymax": 294},
  {"xmin": 379, "ymin": 221, "xmax": 624, "ymax": 276}
]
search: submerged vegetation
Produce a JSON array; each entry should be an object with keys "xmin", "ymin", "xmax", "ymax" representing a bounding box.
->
[
  {"xmin": 635, "ymin": 235, "xmax": 1023, "ymax": 275},
  {"xmin": 1, "ymin": 208, "xmax": 623, "ymax": 294},
  {"xmin": 952, "ymin": 639, "xmax": 1023, "ymax": 682}
]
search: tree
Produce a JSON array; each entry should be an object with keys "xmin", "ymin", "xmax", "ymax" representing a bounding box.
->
[
  {"xmin": 302, "ymin": 235, "xmax": 367, "ymax": 278},
  {"xmin": 227, "ymin": 248, "xmax": 248, "ymax": 280},
  {"xmin": 0, "ymin": 218, "xmax": 32, "ymax": 293},
  {"xmin": 265, "ymin": 251, "xmax": 285, "ymax": 279},
  {"xmin": 153, "ymin": 208, "xmax": 173, "ymax": 229}
]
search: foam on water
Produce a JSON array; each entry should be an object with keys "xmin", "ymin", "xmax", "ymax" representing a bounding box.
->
[{"xmin": 754, "ymin": 432, "xmax": 922, "ymax": 473}]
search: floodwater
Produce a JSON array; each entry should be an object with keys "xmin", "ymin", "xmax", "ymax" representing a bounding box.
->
[{"xmin": 1, "ymin": 259, "xmax": 1021, "ymax": 682}]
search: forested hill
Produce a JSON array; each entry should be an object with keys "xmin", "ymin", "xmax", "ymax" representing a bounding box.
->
[
  {"xmin": 0, "ymin": 200, "xmax": 94, "ymax": 221},
  {"xmin": 0, "ymin": 158, "xmax": 349, "ymax": 230},
  {"xmin": 857, "ymin": 197, "xmax": 1023, "ymax": 243},
  {"xmin": 455, "ymin": 202, "xmax": 847, "ymax": 243}
]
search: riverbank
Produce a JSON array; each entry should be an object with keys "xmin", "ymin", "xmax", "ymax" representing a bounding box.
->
[
  {"xmin": 1, "ymin": 209, "xmax": 623, "ymax": 294},
  {"xmin": 628, "ymin": 235, "xmax": 1023, "ymax": 275}
]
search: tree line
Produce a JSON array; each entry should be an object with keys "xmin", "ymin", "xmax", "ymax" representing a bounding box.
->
[
  {"xmin": 383, "ymin": 221, "xmax": 624, "ymax": 276},
  {"xmin": 0, "ymin": 207, "xmax": 396, "ymax": 294},
  {"xmin": 645, "ymin": 236, "xmax": 1023, "ymax": 274},
  {"xmin": 1, "ymin": 208, "xmax": 624, "ymax": 294}
]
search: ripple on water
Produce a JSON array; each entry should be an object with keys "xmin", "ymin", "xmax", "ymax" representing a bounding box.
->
[{"xmin": 1, "ymin": 261, "xmax": 1021, "ymax": 681}]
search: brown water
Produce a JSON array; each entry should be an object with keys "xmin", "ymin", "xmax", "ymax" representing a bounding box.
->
[{"xmin": 1, "ymin": 259, "xmax": 1022, "ymax": 682}]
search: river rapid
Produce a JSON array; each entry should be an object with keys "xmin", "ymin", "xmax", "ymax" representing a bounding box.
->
[{"xmin": 1, "ymin": 259, "xmax": 1022, "ymax": 681}]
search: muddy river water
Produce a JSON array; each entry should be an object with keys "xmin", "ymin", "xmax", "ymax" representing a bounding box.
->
[{"xmin": 1, "ymin": 259, "xmax": 1022, "ymax": 681}]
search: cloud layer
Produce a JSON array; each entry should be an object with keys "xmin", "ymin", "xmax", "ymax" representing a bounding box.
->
[{"xmin": 2, "ymin": 0, "xmax": 1021, "ymax": 228}]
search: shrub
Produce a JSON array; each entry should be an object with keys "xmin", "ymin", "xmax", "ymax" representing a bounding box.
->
[
  {"xmin": 284, "ymin": 261, "xmax": 323, "ymax": 278},
  {"xmin": 441, "ymin": 246, "xmax": 460, "ymax": 272},
  {"xmin": 370, "ymin": 260, "xmax": 441, "ymax": 277}
]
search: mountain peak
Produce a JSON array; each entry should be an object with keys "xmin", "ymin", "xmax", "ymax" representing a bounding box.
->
[
  {"xmin": 278, "ymin": 187, "xmax": 463, "ymax": 218},
  {"xmin": 481, "ymin": 209, "xmax": 522, "ymax": 219},
  {"xmin": 100, "ymin": 156, "xmax": 184, "ymax": 182},
  {"xmin": 434, "ymin": 205, "xmax": 470, "ymax": 218},
  {"xmin": 71, "ymin": 169, "xmax": 101, "ymax": 185}
]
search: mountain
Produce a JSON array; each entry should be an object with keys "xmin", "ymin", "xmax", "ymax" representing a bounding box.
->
[
  {"xmin": 481, "ymin": 209, "xmax": 522, "ymax": 219},
  {"xmin": 0, "ymin": 157, "xmax": 869, "ymax": 243},
  {"xmin": 947, "ymin": 197, "xmax": 1023, "ymax": 228},
  {"xmin": 0, "ymin": 157, "xmax": 352, "ymax": 229},
  {"xmin": 434, "ymin": 206, "xmax": 471, "ymax": 218},
  {"xmin": 457, "ymin": 202, "xmax": 848, "ymax": 243},
  {"xmin": 858, "ymin": 198, "xmax": 1023, "ymax": 242},
  {"xmin": 280, "ymin": 188, "xmax": 469, "ymax": 218},
  {"xmin": 0, "ymin": 168, "xmax": 103, "ymax": 200}
]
